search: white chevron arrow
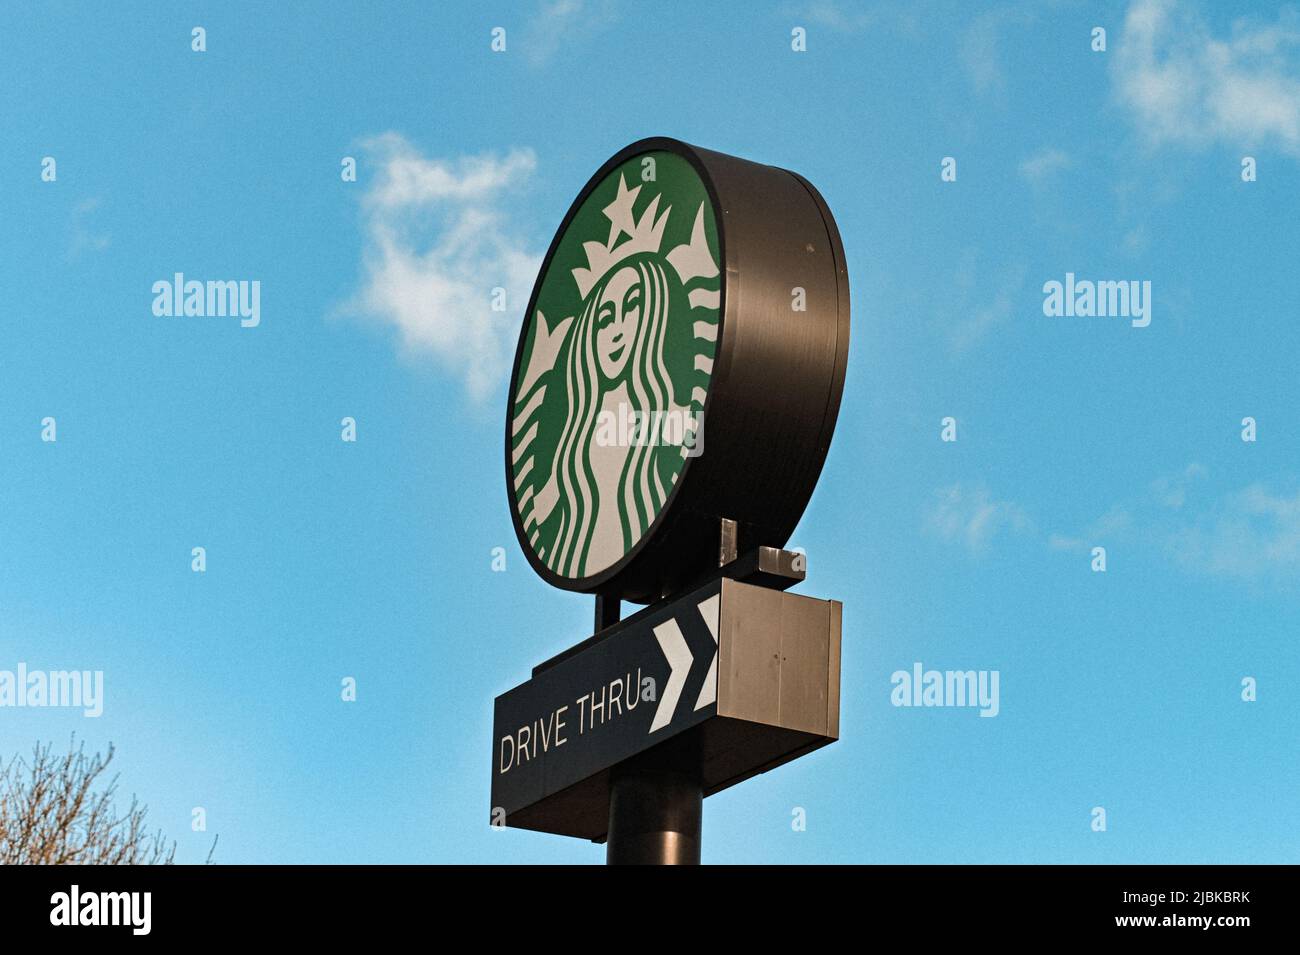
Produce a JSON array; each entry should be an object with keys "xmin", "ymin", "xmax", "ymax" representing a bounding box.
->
[
  {"xmin": 693, "ymin": 593, "xmax": 720, "ymax": 711},
  {"xmin": 650, "ymin": 619, "xmax": 691, "ymax": 733}
]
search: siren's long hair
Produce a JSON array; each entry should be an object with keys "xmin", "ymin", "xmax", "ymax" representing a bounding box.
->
[{"xmin": 548, "ymin": 256, "xmax": 676, "ymax": 578}]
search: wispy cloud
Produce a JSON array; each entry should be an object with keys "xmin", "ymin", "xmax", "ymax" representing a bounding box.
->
[
  {"xmin": 345, "ymin": 133, "xmax": 541, "ymax": 403},
  {"xmin": 1151, "ymin": 461, "xmax": 1206, "ymax": 509},
  {"xmin": 68, "ymin": 197, "xmax": 109, "ymax": 260},
  {"xmin": 521, "ymin": 0, "xmax": 618, "ymax": 67},
  {"xmin": 782, "ymin": 1, "xmax": 878, "ymax": 33},
  {"xmin": 1049, "ymin": 463, "xmax": 1299, "ymax": 585},
  {"xmin": 935, "ymin": 461, "xmax": 1298, "ymax": 586},
  {"xmin": 926, "ymin": 484, "xmax": 1032, "ymax": 553},
  {"xmin": 946, "ymin": 253, "xmax": 1026, "ymax": 354},
  {"xmin": 1049, "ymin": 506, "xmax": 1133, "ymax": 553},
  {"xmin": 1169, "ymin": 483, "xmax": 1300, "ymax": 582},
  {"xmin": 1018, "ymin": 147, "xmax": 1072, "ymax": 184},
  {"xmin": 1113, "ymin": 0, "xmax": 1300, "ymax": 155},
  {"xmin": 960, "ymin": 8, "xmax": 1024, "ymax": 98}
]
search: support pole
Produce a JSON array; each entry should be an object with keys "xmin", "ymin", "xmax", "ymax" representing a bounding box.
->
[
  {"xmin": 605, "ymin": 767, "xmax": 702, "ymax": 865},
  {"xmin": 603, "ymin": 520, "xmax": 737, "ymax": 864},
  {"xmin": 594, "ymin": 591, "xmax": 620, "ymax": 633}
]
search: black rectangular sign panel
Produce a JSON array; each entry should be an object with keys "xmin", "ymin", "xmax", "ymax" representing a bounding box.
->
[
  {"xmin": 492, "ymin": 580, "xmax": 722, "ymax": 826},
  {"xmin": 491, "ymin": 577, "xmax": 841, "ymax": 840}
]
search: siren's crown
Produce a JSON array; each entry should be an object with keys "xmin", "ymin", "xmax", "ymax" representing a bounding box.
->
[{"xmin": 571, "ymin": 174, "xmax": 671, "ymax": 299}]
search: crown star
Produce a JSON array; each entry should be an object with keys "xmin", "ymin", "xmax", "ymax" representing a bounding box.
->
[
  {"xmin": 571, "ymin": 174, "xmax": 672, "ymax": 299},
  {"xmin": 602, "ymin": 174, "xmax": 642, "ymax": 246}
]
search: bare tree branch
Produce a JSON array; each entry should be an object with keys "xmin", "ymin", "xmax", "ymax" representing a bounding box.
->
[{"xmin": 0, "ymin": 736, "xmax": 184, "ymax": 865}]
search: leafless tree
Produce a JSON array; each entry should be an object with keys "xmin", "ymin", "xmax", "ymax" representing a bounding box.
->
[{"xmin": 0, "ymin": 737, "xmax": 199, "ymax": 865}]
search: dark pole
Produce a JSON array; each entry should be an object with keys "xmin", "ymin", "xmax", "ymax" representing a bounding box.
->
[
  {"xmin": 596, "ymin": 589, "xmax": 700, "ymax": 865},
  {"xmin": 606, "ymin": 767, "xmax": 702, "ymax": 865},
  {"xmin": 598, "ymin": 588, "xmax": 703, "ymax": 864},
  {"xmin": 594, "ymin": 590, "xmax": 620, "ymax": 633},
  {"xmin": 603, "ymin": 522, "xmax": 734, "ymax": 865}
]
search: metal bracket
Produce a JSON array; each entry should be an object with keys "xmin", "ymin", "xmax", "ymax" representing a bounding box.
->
[{"xmin": 721, "ymin": 545, "xmax": 806, "ymax": 591}]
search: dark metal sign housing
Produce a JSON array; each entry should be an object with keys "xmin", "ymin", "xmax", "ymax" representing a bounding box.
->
[{"xmin": 505, "ymin": 137, "xmax": 850, "ymax": 604}]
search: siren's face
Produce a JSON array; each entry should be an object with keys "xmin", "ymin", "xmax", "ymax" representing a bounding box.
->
[{"xmin": 595, "ymin": 265, "xmax": 642, "ymax": 382}]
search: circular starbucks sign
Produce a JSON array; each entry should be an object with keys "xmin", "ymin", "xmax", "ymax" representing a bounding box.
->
[{"xmin": 507, "ymin": 138, "xmax": 849, "ymax": 604}]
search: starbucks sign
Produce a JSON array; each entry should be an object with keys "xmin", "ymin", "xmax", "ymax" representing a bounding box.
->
[
  {"xmin": 506, "ymin": 138, "xmax": 849, "ymax": 604},
  {"xmin": 495, "ymin": 139, "xmax": 849, "ymax": 859}
]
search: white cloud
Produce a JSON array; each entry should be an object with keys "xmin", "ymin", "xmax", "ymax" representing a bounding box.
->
[
  {"xmin": 1151, "ymin": 462, "xmax": 1206, "ymax": 509},
  {"xmin": 1048, "ymin": 506, "xmax": 1132, "ymax": 553},
  {"xmin": 1050, "ymin": 464, "xmax": 1299, "ymax": 585},
  {"xmin": 947, "ymin": 255, "xmax": 1026, "ymax": 354},
  {"xmin": 366, "ymin": 144, "xmax": 536, "ymax": 208},
  {"xmin": 949, "ymin": 274, "xmax": 1021, "ymax": 353},
  {"xmin": 1048, "ymin": 533, "xmax": 1085, "ymax": 552},
  {"xmin": 346, "ymin": 133, "xmax": 542, "ymax": 403},
  {"xmin": 1018, "ymin": 147, "xmax": 1072, "ymax": 183},
  {"xmin": 68, "ymin": 197, "xmax": 109, "ymax": 260},
  {"xmin": 1113, "ymin": 0, "xmax": 1300, "ymax": 154},
  {"xmin": 783, "ymin": 1, "xmax": 878, "ymax": 33},
  {"xmin": 1170, "ymin": 483, "xmax": 1300, "ymax": 581},
  {"xmin": 1093, "ymin": 505, "xmax": 1134, "ymax": 537},
  {"xmin": 521, "ymin": 0, "xmax": 618, "ymax": 67},
  {"xmin": 1120, "ymin": 226, "xmax": 1150, "ymax": 257},
  {"xmin": 960, "ymin": 9, "xmax": 1019, "ymax": 97},
  {"xmin": 942, "ymin": 462, "xmax": 1298, "ymax": 585},
  {"xmin": 927, "ymin": 484, "xmax": 1031, "ymax": 553}
]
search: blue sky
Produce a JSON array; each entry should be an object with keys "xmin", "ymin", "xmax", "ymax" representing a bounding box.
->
[{"xmin": 2, "ymin": 0, "xmax": 1297, "ymax": 863}]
